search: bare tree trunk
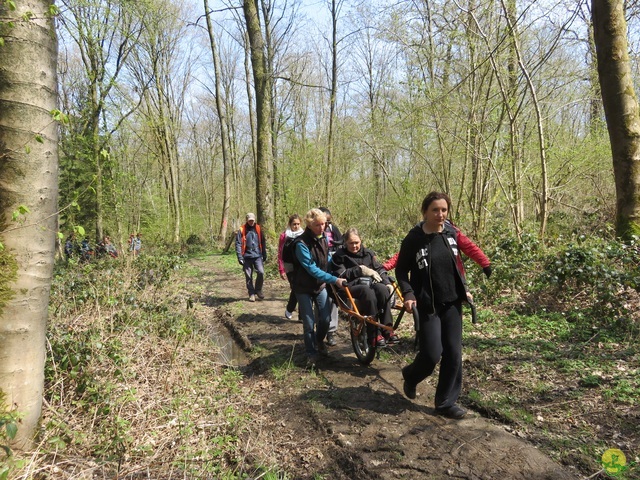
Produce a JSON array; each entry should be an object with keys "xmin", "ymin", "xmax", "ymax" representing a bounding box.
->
[
  {"xmin": 585, "ymin": 6, "xmax": 603, "ymax": 135},
  {"xmin": 90, "ymin": 84, "xmax": 104, "ymax": 242},
  {"xmin": 505, "ymin": 0, "xmax": 524, "ymax": 237},
  {"xmin": 465, "ymin": 3, "xmax": 522, "ymax": 239},
  {"xmin": 0, "ymin": 0, "xmax": 58, "ymax": 447},
  {"xmin": 592, "ymin": 0, "xmax": 640, "ymax": 239},
  {"xmin": 501, "ymin": 0, "xmax": 549, "ymax": 238},
  {"xmin": 243, "ymin": 30, "xmax": 258, "ymax": 171},
  {"xmin": 462, "ymin": 0, "xmax": 481, "ymax": 232},
  {"xmin": 204, "ymin": 0, "xmax": 232, "ymax": 244},
  {"xmin": 324, "ymin": 0, "xmax": 339, "ymax": 207},
  {"xmin": 243, "ymin": 0, "xmax": 273, "ymax": 232},
  {"xmin": 260, "ymin": 0, "xmax": 279, "ymax": 220}
]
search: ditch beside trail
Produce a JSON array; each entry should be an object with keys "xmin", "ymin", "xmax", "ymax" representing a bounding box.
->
[{"xmin": 191, "ymin": 254, "xmax": 581, "ymax": 480}]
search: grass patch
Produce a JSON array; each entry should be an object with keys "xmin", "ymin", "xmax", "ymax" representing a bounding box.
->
[
  {"xmin": 464, "ymin": 308, "xmax": 639, "ymax": 474},
  {"xmin": 12, "ymin": 255, "xmax": 291, "ymax": 479}
]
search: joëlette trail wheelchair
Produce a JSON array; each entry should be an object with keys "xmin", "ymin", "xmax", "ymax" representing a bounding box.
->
[{"xmin": 330, "ymin": 279, "xmax": 419, "ymax": 365}]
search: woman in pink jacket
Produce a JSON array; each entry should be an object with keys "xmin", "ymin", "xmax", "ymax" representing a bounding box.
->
[{"xmin": 278, "ymin": 214, "xmax": 304, "ymax": 319}]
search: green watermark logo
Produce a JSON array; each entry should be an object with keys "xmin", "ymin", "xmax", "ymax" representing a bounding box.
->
[{"xmin": 601, "ymin": 448, "xmax": 631, "ymax": 477}]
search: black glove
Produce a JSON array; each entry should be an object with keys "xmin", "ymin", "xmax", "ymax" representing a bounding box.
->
[
  {"xmin": 483, "ymin": 266, "xmax": 492, "ymax": 278},
  {"xmin": 238, "ymin": 258, "xmax": 244, "ymax": 266},
  {"xmin": 263, "ymin": 254, "xmax": 267, "ymax": 263}
]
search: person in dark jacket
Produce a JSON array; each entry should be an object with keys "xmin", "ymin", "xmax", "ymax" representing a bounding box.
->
[
  {"xmin": 292, "ymin": 208, "xmax": 346, "ymax": 367},
  {"xmin": 319, "ymin": 207, "xmax": 343, "ymax": 346},
  {"xmin": 236, "ymin": 213, "xmax": 267, "ymax": 302},
  {"xmin": 396, "ymin": 192, "xmax": 491, "ymax": 419},
  {"xmin": 64, "ymin": 233, "xmax": 78, "ymax": 260},
  {"xmin": 277, "ymin": 213, "xmax": 304, "ymax": 319},
  {"xmin": 331, "ymin": 228, "xmax": 398, "ymax": 346}
]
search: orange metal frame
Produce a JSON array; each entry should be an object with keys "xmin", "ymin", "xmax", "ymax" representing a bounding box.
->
[{"xmin": 330, "ymin": 282, "xmax": 405, "ymax": 335}]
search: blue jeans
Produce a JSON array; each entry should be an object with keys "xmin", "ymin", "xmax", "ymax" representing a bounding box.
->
[
  {"xmin": 243, "ymin": 256, "xmax": 264, "ymax": 295},
  {"xmin": 296, "ymin": 288, "xmax": 332, "ymax": 357}
]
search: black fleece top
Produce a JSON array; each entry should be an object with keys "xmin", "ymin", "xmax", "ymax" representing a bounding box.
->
[
  {"xmin": 330, "ymin": 245, "xmax": 390, "ymax": 285},
  {"xmin": 395, "ymin": 222, "xmax": 468, "ymax": 313},
  {"xmin": 425, "ymin": 233, "xmax": 460, "ymax": 305}
]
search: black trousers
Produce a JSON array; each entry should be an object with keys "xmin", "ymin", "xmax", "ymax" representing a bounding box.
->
[
  {"xmin": 402, "ymin": 301, "xmax": 463, "ymax": 409},
  {"xmin": 348, "ymin": 283, "xmax": 393, "ymax": 337},
  {"xmin": 285, "ymin": 272, "xmax": 297, "ymax": 313}
]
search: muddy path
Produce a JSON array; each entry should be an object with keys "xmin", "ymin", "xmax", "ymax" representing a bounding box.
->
[{"xmin": 190, "ymin": 254, "xmax": 582, "ymax": 480}]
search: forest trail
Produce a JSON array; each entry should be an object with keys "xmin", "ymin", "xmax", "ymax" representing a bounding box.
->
[{"xmin": 190, "ymin": 254, "xmax": 582, "ymax": 480}]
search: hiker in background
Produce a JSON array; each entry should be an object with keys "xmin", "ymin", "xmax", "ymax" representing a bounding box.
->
[
  {"xmin": 331, "ymin": 228, "xmax": 398, "ymax": 347},
  {"xmin": 129, "ymin": 232, "xmax": 142, "ymax": 257},
  {"xmin": 396, "ymin": 191, "xmax": 491, "ymax": 419},
  {"xmin": 292, "ymin": 208, "xmax": 346, "ymax": 367},
  {"xmin": 97, "ymin": 235, "xmax": 118, "ymax": 258},
  {"xmin": 318, "ymin": 206, "xmax": 342, "ymax": 347},
  {"xmin": 80, "ymin": 236, "xmax": 94, "ymax": 263},
  {"xmin": 278, "ymin": 213, "xmax": 304, "ymax": 319},
  {"xmin": 64, "ymin": 233, "xmax": 78, "ymax": 261},
  {"xmin": 236, "ymin": 212, "xmax": 267, "ymax": 302}
]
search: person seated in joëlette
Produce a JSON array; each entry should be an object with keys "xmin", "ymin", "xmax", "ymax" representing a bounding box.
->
[{"xmin": 330, "ymin": 228, "xmax": 398, "ymax": 346}]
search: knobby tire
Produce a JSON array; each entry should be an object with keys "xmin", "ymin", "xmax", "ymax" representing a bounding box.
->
[{"xmin": 349, "ymin": 315, "xmax": 376, "ymax": 365}]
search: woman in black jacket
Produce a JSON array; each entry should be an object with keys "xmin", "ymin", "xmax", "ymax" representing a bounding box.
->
[
  {"xmin": 331, "ymin": 228, "xmax": 398, "ymax": 346},
  {"xmin": 396, "ymin": 192, "xmax": 491, "ymax": 419}
]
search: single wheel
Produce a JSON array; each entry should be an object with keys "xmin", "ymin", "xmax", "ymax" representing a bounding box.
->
[{"xmin": 349, "ymin": 315, "xmax": 376, "ymax": 365}]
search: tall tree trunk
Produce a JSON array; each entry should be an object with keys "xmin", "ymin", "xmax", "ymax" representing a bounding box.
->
[
  {"xmin": 592, "ymin": 0, "xmax": 640, "ymax": 238},
  {"xmin": 167, "ymin": 131, "xmax": 181, "ymax": 244},
  {"xmin": 243, "ymin": 30, "xmax": 258, "ymax": 171},
  {"xmin": 94, "ymin": 126, "xmax": 104, "ymax": 242},
  {"xmin": 260, "ymin": 0, "xmax": 279, "ymax": 221},
  {"xmin": 587, "ymin": 11, "xmax": 602, "ymax": 135},
  {"xmin": 204, "ymin": 0, "xmax": 232, "ymax": 245},
  {"xmin": 324, "ymin": 0, "xmax": 339, "ymax": 207},
  {"xmin": 243, "ymin": 0, "xmax": 273, "ymax": 232},
  {"xmin": 501, "ymin": 0, "xmax": 549, "ymax": 238},
  {"xmin": 0, "ymin": 0, "xmax": 58, "ymax": 447},
  {"xmin": 466, "ymin": 2, "xmax": 522, "ymax": 239},
  {"xmin": 505, "ymin": 0, "xmax": 524, "ymax": 237}
]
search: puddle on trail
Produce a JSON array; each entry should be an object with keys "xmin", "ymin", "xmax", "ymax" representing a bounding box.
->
[{"xmin": 210, "ymin": 323, "xmax": 246, "ymax": 366}]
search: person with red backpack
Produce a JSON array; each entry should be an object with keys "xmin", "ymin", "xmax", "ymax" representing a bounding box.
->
[{"xmin": 236, "ymin": 213, "xmax": 267, "ymax": 302}]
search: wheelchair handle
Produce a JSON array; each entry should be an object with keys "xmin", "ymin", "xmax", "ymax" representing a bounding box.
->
[
  {"xmin": 468, "ymin": 300, "xmax": 478, "ymax": 324},
  {"xmin": 412, "ymin": 306, "xmax": 420, "ymax": 332}
]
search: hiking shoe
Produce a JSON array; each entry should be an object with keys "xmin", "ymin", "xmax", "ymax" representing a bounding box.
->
[
  {"xmin": 248, "ymin": 294, "xmax": 256, "ymax": 302},
  {"xmin": 387, "ymin": 334, "xmax": 400, "ymax": 345},
  {"xmin": 372, "ymin": 334, "xmax": 387, "ymax": 347},
  {"xmin": 326, "ymin": 332, "xmax": 337, "ymax": 346},
  {"xmin": 317, "ymin": 340, "xmax": 329, "ymax": 357},
  {"xmin": 284, "ymin": 310, "xmax": 293, "ymax": 320},
  {"xmin": 306, "ymin": 356, "xmax": 318, "ymax": 369},
  {"xmin": 403, "ymin": 380, "xmax": 417, "ymax": 400},
  {"xmin": 256, "ymin": 291, "xmax": 265, "ymax": 300},
  {"xmin": 435, "ymin": 405, "xmax": 467, "ymax": 419}
]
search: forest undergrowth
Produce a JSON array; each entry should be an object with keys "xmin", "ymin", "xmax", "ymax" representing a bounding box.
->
[
  {"xmin": 2, "ymin": 229, "xmax": 639, "ymax": 479},
  {"xmin": 4, "ymin": 252, "xmax": 271, "ymax": 479}
]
